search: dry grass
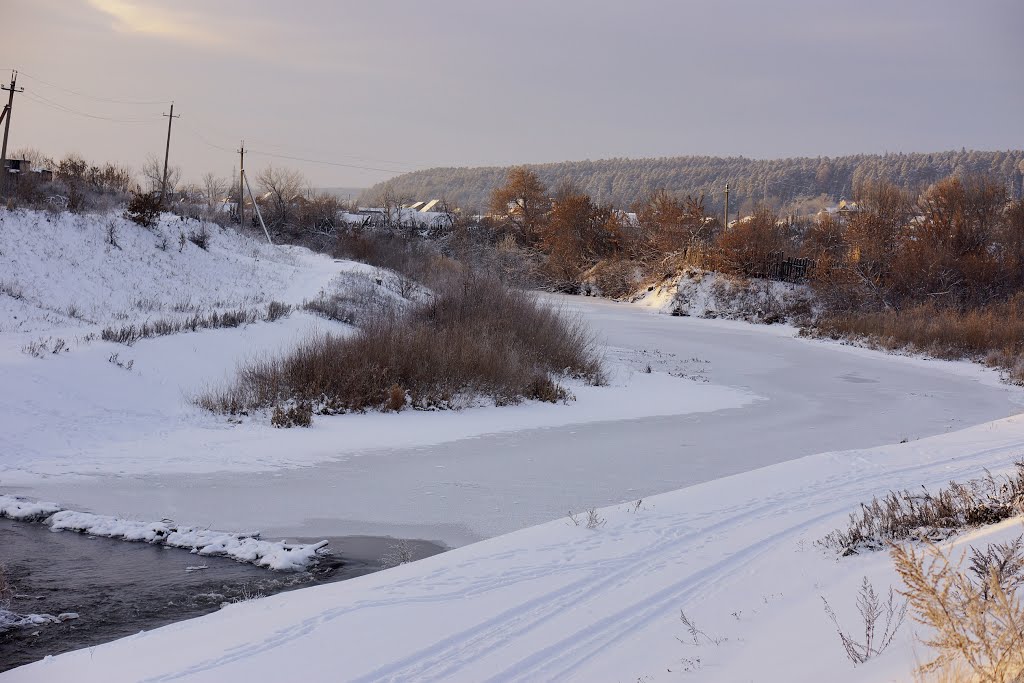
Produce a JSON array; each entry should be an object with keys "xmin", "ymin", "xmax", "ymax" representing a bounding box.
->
[
  {"xmin": 893, "ymin": 535, "xmax": 1024, "ymax": 682},
  {"xmin": 101, "ymin": 301, "xmax": 291, "ymax": 345},
  {"xmin": 333, "ymin": 230, "xmax": 462, "ymax": 290},
  {"xmin": 197, "ymin": 274, "xmax": 605, "ymax": 417},
  {"xmin": 820, "ymin": 464, "xmax": 1024, "ymax": 556},
  {"xmin": 811, "ymin": 297, "xmax": 1024, "ymax": 384},
  {"xmin": 821, "ymin": 576, "xmax": 907, "ymax": 665}
]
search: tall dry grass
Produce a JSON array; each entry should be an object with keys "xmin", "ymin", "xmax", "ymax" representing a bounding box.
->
[
  {"xmin": 819, "ymin": 464, "xmax": 1024, "ymax": 556},
  {"xmin": 197, "ymin": 274, "xmax": 605, "ymax": 416},
  {"xmin": 812, "ymin": 297, "xmax": 1024, "ymax": 383},
  {"xmin": 893, "ymin": 536, "xmax": 1024, "ymax": 683}
]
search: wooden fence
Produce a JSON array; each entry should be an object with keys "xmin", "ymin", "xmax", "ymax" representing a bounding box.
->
[{"xmin": 764, "ymin": 251, "xmax": 814, "ymax": 283}]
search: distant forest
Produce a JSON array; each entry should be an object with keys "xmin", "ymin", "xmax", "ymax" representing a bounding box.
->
[{"xmin": 362, "ymin": 150, "xmax": 1024, "ymax": 215}]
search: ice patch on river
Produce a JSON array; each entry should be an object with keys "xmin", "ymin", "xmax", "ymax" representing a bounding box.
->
[
  {"xmin": 0, "ymin": 609, "xmax": 77, "ymax": 635},
  {"xmin": 0, "ymin": 496, "xmax": 328, "ymax": 571}
]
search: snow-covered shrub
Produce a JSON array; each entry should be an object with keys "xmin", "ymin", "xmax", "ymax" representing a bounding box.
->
[{"xmin": 302, "ymin": 271, "xmax": 396, "ymax": 325}]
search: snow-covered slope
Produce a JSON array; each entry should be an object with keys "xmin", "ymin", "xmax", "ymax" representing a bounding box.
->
[
  {"xmin": 0, "ymin": 209, "xmax": 327, "ymax": 333},
  {"xmin": 0, "ymin": 209, "xmax": 755, "ymax": 484},
  {"xmin": 6, "ymin": 415, "xmax": 1023, "ymax": 683},
  {"xmin": 632, "ymin": 267, "xmax": 813, "ymax": 323}
]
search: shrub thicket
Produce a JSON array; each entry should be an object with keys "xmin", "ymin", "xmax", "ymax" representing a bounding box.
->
[{"xmin": 198, "ymin": 274, "xmax": 604, "ymax": 416}]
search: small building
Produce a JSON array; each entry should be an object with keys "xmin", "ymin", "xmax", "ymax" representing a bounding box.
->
[
  {"xmin": 3, "ymin": 159, "xmax": 52, "ymax": 183},
  {"xmin": 3, "ymin": 158, "xmax": 30, "ymax": 175}
]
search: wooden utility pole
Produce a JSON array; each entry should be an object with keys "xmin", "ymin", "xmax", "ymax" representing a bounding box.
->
[
  {"xmin": 1, "ymin": 70, "xmax": 25, "ymax": 186},
  {"xmin": 724, "ymin": 183, "xmax": 730, "ymax": 229},
  {"xmin": 238, "ymin": 140, "xmax": 245, "ymax": 226},
  {"xmin": 160, "ymin": 102, "xmax": 180, "ymax": 197}
]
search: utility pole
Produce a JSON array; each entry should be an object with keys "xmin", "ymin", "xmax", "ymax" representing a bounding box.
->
[
  {"xmin": 724, "ymin": 183, "xmax": 730, "ymax": 229},
  {"xmin": 160, "ymin": 102, "xmax": 180, "ymax": 198},
  {"xmin": 238, "ymin": 140, "xmax": 245, "ymax": 226},
  {"xmin": 1, "ymin": 70, "xmax": 25, "ymax": 187}
]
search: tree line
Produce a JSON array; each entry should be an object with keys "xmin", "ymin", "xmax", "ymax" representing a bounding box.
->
[{"xmin": 363, "ymin": 150, "xmax": 1024, "ymax": 216}]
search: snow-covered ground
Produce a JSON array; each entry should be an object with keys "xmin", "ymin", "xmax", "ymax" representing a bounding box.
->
[
  {"xmin": 6, "ymin": 415, "xmax": 1024, "ymax": 682},
  {"xmin": 3, "ymin": 208, "xmax": 1024, "ymax": 680}
]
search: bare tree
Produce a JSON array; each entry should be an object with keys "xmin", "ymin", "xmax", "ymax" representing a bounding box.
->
[
  {"xmin": 255, "ymin": 165, "xmax": 305, "ymax": 232},
  {"xmin": 372, "ymin": 183, "xmax": 413, "ymax": 231},
  {"xmin": 141, "ymin": 153, "xmax": 181, "ymax": 194},
  {"xmin": 202, "ymin": 172, "xmax": 229, "ymax": 215}
]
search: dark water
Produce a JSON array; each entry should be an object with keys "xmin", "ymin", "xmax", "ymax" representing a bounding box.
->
[{"xmin": 0, "ymin": 519, "xmax": 444, "ymax": 672}]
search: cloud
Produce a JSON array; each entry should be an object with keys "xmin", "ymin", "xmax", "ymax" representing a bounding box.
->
[{"xmin": 85, "ymin": 0, "xmax": 227, "ymax": 47}]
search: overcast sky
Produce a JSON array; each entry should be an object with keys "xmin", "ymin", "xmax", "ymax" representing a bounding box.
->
[{"xmin": 4, "ymin": 0, "xmax": 1022, "ymax": 188}]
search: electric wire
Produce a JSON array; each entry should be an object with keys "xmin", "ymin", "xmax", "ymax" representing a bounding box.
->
[
  {"xmin": 246, "ymin": 149, "xmax": 417, "ymax": 175},
  {"xmin": 16, "ymin": 70, "xmax": 167, "ymax": 105},
  {"xmin": 11, "ymin": 68, "xmax": 430, "ymax": 177},
  {"xmin": 24, "ymin": 91, "xmax": 162, "ymax": 124}
]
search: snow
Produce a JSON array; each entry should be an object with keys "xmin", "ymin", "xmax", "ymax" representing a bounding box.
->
[
  {"xmin": 3, "ymin": 207, "xmax": 1024, "ymax": 680},
  {"xmin": 6, "ymin": 415, "xmax": 1024, "ymax": 682},
  {"xmin": 0, "ymin": 610, "xmax": 78, "ymax": 636},
  {"xmin": 632, "ymin": 266, "xmax": 813, "ymax": 322},
  {"xmin": 0, "ymin": 495, "xmax": 328, "ymax": 571},
  {"xmin": 0, "ymin": 496, "xmax": 61, "ymax": 522},
  {"xmin": 46, "ymin": 510, "xmax": 329, "ymax": 571}
]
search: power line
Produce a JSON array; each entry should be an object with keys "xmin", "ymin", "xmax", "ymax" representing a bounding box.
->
[
  {"xmin": 179, "ymin": 121, "xmax": 246, "ymax": 153},
  {"xmin": 24, "ymin": 91, "xmax": 161, "ymax": 124},
  {"xmin": 247, "ymin": 149, "xmax": 415, "ymax": 175},
  {"xmin": 246, "ymin": 137, "xmax": 422, "ymax": 171},
  {"xmin": 181, "ymin": 122, "xmax": 418, "ymax": 175},
  {"xmin": 16, "ymin": 70, "xmax": 167, "ymax": 105}
]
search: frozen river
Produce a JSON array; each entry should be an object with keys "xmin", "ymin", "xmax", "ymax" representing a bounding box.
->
[{"xmin": 7, "ymin": 296, "xmax": 1022, "ymax": 547}]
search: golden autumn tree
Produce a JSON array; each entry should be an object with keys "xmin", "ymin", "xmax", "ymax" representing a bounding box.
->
[{"xmin": 488, "ymin": 167, "xmax": 550, "ymax": 246}]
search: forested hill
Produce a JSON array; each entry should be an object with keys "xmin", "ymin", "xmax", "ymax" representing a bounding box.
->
[{"xmin": 362, "ymin": 150, "xmax": 1024, "ymax": 213}]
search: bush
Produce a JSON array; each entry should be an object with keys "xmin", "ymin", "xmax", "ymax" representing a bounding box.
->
[
  {"xmin": 188, "ymin": 224, "xmax": 211, "ymax": 250},
  {"xmin": 125, "ymin": 190, "xmax": 162, "ymax": 227},
  {"xmin": 271, "ymin": 401, "xmax": 312, "ymax": 428},
  {"xmin": 198, "ymin": 274, "xmax": 604, "ymax": 417},
  {"xmin": 588, "ymin": 259, "xmax": 643, "ymax": 299}
]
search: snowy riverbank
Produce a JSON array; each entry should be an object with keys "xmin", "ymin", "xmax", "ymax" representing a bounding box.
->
[{"xmin": 6, "ymin": 414, "xmax": 1024, "ymax": 682}]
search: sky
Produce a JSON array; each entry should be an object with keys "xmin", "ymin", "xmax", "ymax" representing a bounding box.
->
[{"xmin": 3, "ymin": 0, "xmax": 1023, "ymax": 188}]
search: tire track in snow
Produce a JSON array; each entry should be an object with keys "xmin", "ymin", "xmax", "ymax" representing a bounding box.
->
[{"xmin": 142, "ymin": 440, "xmax": 1021, "ymax": 682}]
